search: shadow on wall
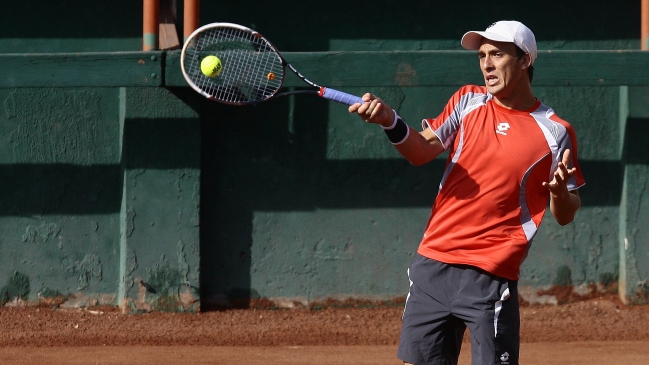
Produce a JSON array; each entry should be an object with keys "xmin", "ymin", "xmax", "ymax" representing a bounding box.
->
[
  {"xmin": 200, "ymin": 1, "xmax": 640, "ymax": 51},
  {"xmin": 0, "ymin": 1, "xmax": 640, "ymax": 52},
  {"xmin": 196, "ymin": 89, "xmax": 628, "ymax": 310},
  {"xmin": 0, "ymin": 164, "xmax": 121, "ymax": 216}
]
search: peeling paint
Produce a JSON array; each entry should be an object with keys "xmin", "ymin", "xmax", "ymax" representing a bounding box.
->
[
  {"xmin": 22, "ymin": 222, "xmax": 61, "ymax": 244},
  {"xmin": 59, "ymin": 292, "xmax": 115, "ymax": 309},
  {"xmin": 77, "ymin": 254, "xmax": 103, "ymax": 290},
  {"xmin": 127, "ymin": 169, "xmax": 146, "ymax": 187},
  {"xmin": 395, "ymin": 62, "xmax": 418, "ymax": 86},
  {"xmin": 125, "ymin": 251, "xmax": 200, "ymax": 312},
  {"xmin": 177, "ymin": 240, "xmax": 189, "ymax": 283},
  {"xmin": 61, "ymin": 253, "xmax": 103, "ymax": 290},
  {"xmin": 125, "ymin": 245, "xmax": 138, "ymax": 277},
  {"xmin": 145, "ymin": 256, "xmax": 182, "ymax": 293},
  {"xmin": 4, "ymin": 90, "xmax": 16, "ymax": 119},
  {"xmin": 121, "ymin": 245, "xmax": 139, "ymax": 299},
  {"xmin": 314, "ymin": 240, "xmax": 353, "ymax": 261},
  {"xmin": 0, "ymin": 271, "xmax": 30, "ymax": 305},
  {"xmin": 37, "ymin": 287, "xmax": 66, "ymax": 307},
  {"xmin": 125, "ymin": 206, "xmax": 136, "ymax": 237}
]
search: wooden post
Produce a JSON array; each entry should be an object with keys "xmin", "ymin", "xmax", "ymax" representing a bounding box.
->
[
  {"xmin": 643, "ymin": 0, "xmax": 649, "ymax": 50},
  {"xmin": 184, "ymin": 0, "xmax": 200, "ymax": 41},
  {"xmin": 143, "ymin": 0, "xmax": 160, "ymax": 51}
]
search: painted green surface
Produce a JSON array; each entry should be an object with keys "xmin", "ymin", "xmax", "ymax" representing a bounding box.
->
[
  {"xmin": 196, "ymin": 85, "xmax": 630, "ymax": 304},
  {"xmin": 0, "ymin": 49, "xmax": 646, "ymax": 309},
  {"xmin": 0, "ymin": 0, "xmax": 647, "ymax": 309},
  {"xmin": 0, "ymin": 53, "xmax": 163, "ymax": 87},
  {"xmin": 0, "ymin": 81, "xmax": 201, "ymax": 310},
  {"xmin": 118, "ymin": 87, "xmax": 201, "ymax": 311},
  {"xmin": 0, "ymin": 87, "xmax": 122, "ymax": 305},
  {"xmin": 143, "ymin": 35, "xmax": 158, "ymax": 51},
  {"xmin": 193, "ymin": 53, "xmax": 647, "ymax": 305},
  {"xmin": 166, "ymin": 51, "xmax": 649, "ymax": 88},
  {"xmin": 618, "ymin": 87, "xmax": 649, "ymax": 304}
]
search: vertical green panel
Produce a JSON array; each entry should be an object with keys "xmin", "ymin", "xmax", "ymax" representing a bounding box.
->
[
  {"xmin": 119, "ymin": 87, "xmax": 201, "ymax": 312},
  {"xmin": 619, "ymin": 116, "xmax": 649, "ymax": 304},
  {"xmin": 0, "ymin": 88, "xmax": 121, "ymax": 305},
  {"xmin": 619, "ymin": 88, "xmax": 649, "ymax": 303}
]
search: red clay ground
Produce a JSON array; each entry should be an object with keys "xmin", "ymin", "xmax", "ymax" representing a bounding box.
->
[{"xmin": 0, "ymin": 294, "xmax": 648, "ymax": 364}]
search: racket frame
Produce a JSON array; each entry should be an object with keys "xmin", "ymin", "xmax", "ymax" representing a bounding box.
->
[{"xmin": 180, "ymin": 22, "xmax": 363, "ymax": 106}]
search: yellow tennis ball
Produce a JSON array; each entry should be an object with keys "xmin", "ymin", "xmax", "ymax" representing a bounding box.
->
[{"xmin": 200, "ymin": 55, "xmax": 222, "ymax": 77}]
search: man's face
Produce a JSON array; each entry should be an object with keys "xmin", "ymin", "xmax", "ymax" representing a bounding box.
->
[{"xmin": 477, "ymin": 40, "xmax": 529, "ymax": 99}]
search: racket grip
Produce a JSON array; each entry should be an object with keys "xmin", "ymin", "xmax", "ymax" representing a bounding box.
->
[{"xmin": 319, "ymin": 87, "xmax": 364, "ymax": 106}]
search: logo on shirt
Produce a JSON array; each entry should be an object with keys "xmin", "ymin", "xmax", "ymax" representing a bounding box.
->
[
  {"xmin": 500, "ymin": 352, "xmax": 510, "ymax": 364},
  {"xmin": 496, "ymin": 122, "xmax": 510, "ymax": 136}
]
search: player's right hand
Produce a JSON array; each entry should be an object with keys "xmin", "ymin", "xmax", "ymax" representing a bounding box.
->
[{"xmin": 348, "ymin": 93, "xmax": 395, "ymax": 128}]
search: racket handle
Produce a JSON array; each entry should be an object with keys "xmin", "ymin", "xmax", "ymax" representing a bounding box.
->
[{"xmin": 319, "ymin": 87, "xmax": 364, "ymax": 106}]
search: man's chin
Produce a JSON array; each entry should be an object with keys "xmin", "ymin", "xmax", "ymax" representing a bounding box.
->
[{"xmin": 485, "ymin": 85, "xmax": 502, "ymax": 96}]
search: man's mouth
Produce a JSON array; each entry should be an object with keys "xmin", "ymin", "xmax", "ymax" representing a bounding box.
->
[{"xmin": 486, "ymin": 75, "xmax": 499, "ymax": 86}]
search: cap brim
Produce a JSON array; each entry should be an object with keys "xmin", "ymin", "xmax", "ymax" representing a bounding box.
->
[{"xmin": 461, "ymin": 31, "xmax": 513, "ymax": 50}]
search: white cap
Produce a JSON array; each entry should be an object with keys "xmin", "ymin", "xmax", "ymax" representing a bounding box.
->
[{"xmin": 461, "ymin": 21, "xmax": 537, "ymax": 64}]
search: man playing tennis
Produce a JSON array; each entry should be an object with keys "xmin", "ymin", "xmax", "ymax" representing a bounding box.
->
[{"xmin": 349, "ymin": 20, "xmax": 585, "ymax": 365}]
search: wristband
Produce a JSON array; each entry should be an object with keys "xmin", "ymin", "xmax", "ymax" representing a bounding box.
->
[
  {"xmin": 382, "ymin": 111, "xmax": 409, "ymax": 145},
  {"xmin": 381, "ymin": 110, "xmax": 400, "ymax": 130}
]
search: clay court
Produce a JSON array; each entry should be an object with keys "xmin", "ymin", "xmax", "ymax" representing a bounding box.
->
[{"xmin": 1, "ymin": 294, "xmax": 648, "ymax": 364}]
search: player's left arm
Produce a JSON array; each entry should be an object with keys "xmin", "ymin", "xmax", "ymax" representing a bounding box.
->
[{"xmin": 543, "ymin": 149, "xmax": 581, "ymax": 225}]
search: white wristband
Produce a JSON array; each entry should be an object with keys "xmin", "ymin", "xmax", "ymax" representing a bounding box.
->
[{"xmin": 381, "ymin": 110, "xmax": 400, "ymax": 130}]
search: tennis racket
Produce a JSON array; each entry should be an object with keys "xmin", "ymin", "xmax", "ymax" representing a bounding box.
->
[{"xmin": 180, "ymin": 22, "xmax": 364, "ymax": 106}]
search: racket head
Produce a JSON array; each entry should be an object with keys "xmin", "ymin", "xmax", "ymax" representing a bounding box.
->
[{"xmin": 180, "ymin": 23, "xmax": 286, "ymax": 105}]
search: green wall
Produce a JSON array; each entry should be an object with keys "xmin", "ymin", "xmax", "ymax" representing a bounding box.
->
[
  {"xmin": 190, "ymin": 52, "xmax": 649, "ymax": 307},
  {"xmin": 0, "ymin": 1, "xmax": 647, "ymax": 310},
  {"xmin": 0, "ymin": 86, "xmax": 121, "ymax": 306}
]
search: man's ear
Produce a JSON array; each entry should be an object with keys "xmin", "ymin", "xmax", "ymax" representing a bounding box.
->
[{"xmin": 521, "ymin": 53, "xmax": 532, "ymax": 69}]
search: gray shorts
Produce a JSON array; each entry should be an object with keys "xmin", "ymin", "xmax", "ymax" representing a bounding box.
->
[{"xmin": 397, "ymin": 254, "xmax": 520, "ymax": 365}]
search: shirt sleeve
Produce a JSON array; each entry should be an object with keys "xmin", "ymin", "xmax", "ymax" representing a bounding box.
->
[
  {"xmin": 421, "ymin": 85, "xmax": 488, "ymax": 150},
  {"xmin": 548, "ymin": 109, "xmax": 586, "ymax": 191}
]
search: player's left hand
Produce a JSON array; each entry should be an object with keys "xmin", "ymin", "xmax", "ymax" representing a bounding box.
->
[{"xmin": 542, "ymin": 149, "xmax": 576, "ymax": 196}]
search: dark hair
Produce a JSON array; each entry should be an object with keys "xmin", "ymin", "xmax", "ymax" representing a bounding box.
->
[{"xmin": 514, "ymin": 45, "xmax": 534, "ymax": 83}]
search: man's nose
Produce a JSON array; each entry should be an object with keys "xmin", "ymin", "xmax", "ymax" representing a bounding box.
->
[{"xmin": 482, "ymin": 56, "xmax": 493, "ymax": 70}]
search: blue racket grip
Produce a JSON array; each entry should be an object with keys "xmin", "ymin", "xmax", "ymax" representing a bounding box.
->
[{"xmin": 319, "ymin": 87, "xmax": 364, "ymax": 106}]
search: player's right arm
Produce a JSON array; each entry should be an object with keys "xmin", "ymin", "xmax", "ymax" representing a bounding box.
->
[
  {"xmin": 394, "ymin": 127, "xmax": 445, "ymax": 166},
  {"xmin": 349, "ymin": 93, "xmax": 445, "ymax": 165}
]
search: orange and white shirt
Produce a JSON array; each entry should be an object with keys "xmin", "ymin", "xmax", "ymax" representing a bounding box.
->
[{"xmin": 418, "ymin": 85, "xmax": 585, "ymax": 281}]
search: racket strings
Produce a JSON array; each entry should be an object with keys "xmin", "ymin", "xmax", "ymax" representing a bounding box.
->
[{"xmin": 184, "ymin": 26, "xmax": 284, "ymax": 104}]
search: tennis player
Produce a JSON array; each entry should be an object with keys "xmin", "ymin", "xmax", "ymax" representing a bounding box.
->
[{"xmin": 349, "ymin": 20, "xmax": 585, "ymax": 365}]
